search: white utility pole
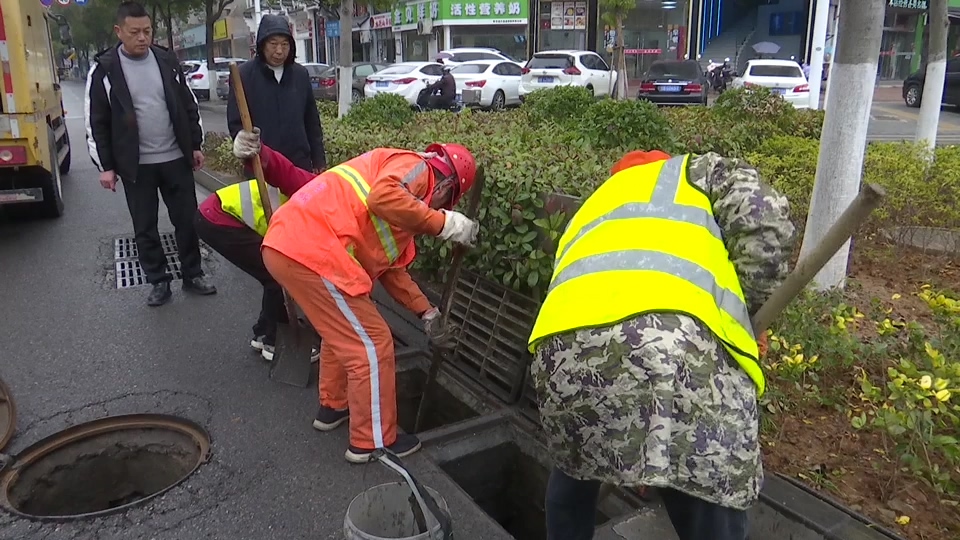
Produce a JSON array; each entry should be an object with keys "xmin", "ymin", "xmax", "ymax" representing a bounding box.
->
[
  {"xmin": 916, "ymin": 0, "xmax": 949, "ymax": 150},
  {"xmin": 254, "ymin": 0, "xmax": 263, "ymax": 26},
  {"xmin": 798, "ymin": 0, "xmax": 886, "ymax": 290},
  {"xmin": 806, "ymin": 0, "xmax": 830, "ymax": 109},
  {"xmin": 337, "ymin": 0, "xmax": 354, "ymax": 118}
]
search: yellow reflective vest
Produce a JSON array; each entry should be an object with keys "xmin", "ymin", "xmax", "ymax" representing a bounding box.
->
[
  {"xmin": 527, "ymin": 154, "xmax": 765, "ymax": 395},
  {"xmin": 217, "ymin": 180, "xmax": 289, "ymax": 237}
]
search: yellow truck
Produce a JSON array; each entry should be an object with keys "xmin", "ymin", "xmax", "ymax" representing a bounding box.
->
[{"xmin": 0, "ymin": 0, "xmax": 71, "ymax": 218}]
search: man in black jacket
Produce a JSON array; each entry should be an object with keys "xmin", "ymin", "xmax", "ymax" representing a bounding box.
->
[
  {"xmin": 85, "ymin": 1, "xmax": 216, "ymax": 306},
  {"xmin": 227, "ymin": 15, "xmax": 326, "ymax": 174}
]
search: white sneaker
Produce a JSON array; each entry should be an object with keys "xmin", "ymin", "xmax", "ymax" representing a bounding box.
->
[
  {"xmin": 261, "ymin": 345, "xmax": 319, "ymax": 363},
  {"xmin": 251, "ymin": 335, "xmax": 267, "ymax": 351}
]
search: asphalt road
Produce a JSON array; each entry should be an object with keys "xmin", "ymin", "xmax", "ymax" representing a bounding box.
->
[
  {"xmin": 196, "ymin": 96, "xmax": 960, "ymax": 145},
  {"xmin": 0, "ymin": 81, "xmax": 509, "ymax": 540}
]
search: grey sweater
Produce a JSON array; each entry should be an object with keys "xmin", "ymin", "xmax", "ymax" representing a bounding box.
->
[{"xmin": 117, "ymin": 48, "xmax": 183, "ymax": 165}]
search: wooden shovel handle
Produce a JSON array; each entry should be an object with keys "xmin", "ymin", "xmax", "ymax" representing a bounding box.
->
[{"xmin": 228, "ymin": 62, "xmax": 273, "ymax": 222}]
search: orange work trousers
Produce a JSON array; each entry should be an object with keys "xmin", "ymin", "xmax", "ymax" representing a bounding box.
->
[{"xmin": 262, "ymin": 247, "xmax": 397, "ymax": 450}]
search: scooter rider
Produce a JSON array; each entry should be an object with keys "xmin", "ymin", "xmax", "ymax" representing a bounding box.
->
[{"xmin": 420, "ymin": 66, "xmax": 457, "ymax": 110}]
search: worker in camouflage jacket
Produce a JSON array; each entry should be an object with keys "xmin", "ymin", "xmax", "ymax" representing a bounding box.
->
[{"xmin": 526, "ymin": 149, "xmax": 796, "ymax": 540}]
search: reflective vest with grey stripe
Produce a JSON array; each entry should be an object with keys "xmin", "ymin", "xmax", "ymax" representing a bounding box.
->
[
  {"xmin": 527, "ymin": 154, "xmax": 765, "ymax": 395},
  {"xmin": 216, "ymin": 180, "xmax": 287, "ymax": 237}
]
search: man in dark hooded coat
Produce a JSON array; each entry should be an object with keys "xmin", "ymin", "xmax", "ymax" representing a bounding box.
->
[{"xmin": 227, "ymin": 14, "xmax": 326, "ymax": 175}]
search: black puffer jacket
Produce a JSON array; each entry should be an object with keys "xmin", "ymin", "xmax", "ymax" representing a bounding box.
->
[{"xmin": 226, "ymin": 15, "xmax": 326, "ymax": 172}]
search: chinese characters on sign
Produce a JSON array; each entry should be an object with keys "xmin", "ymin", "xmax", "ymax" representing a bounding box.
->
[
  {"xmin": 550, "ymin": 1, "xmax": 586, "ymax": 30},
  {"xmin": 888, "ymin": 0, "xmax": 927, "ymax": 8},
  {"xmin": 397, "ymin": 1, "xmax": 440, "ymax": 25},
  {"xmin": 449, "ymin": 1, "xmax": 523, "ymax": 18}
]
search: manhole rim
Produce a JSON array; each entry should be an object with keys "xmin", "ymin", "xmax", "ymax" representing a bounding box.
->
[{"xmin": 0, "ymin": 413, "xmax": 212, "ymax": 522}]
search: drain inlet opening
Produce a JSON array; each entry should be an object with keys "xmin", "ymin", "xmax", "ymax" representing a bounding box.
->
[
  {"xmin": 1, "ymin": 415, "xmax": 209, "ymax": 520},
  {"xmin": 396, "ymin": 368, "xmax": 480, "ymax": 434},
  {"xmin": 440, "ymin": 442, "xmax": 612, "ymax": 540}
]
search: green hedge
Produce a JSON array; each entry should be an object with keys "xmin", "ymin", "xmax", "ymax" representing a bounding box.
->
[{"xmin": 201, "ymin": 87, "xmax": 959, "ymax": 300}]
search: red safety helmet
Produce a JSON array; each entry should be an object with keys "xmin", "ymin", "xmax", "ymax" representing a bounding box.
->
[
  {"xmin": 426, "ymin": 143, "xmax": 476, "ymax": 208},
  {"xmin": 610, "ymin": 150, "xmax": 672, "ymax": 175}
]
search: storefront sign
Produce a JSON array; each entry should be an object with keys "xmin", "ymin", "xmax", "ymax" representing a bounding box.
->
[
  {"xmin": 888, "ymin": 0, "xmax": 927, "ymax": 9},
  {"xmin": 446, "ymin": 0, "xmax": 527, "ymax": 23},
  {"xmin": 180, "ymin": 25, "xmax": 206, "ymax": 49},
  {"xmin": 625, "ymin": 48, "xmax": 662, "ymax": 55},
  {"xmin": 372, "ymin": 13, "xmax": 393, "ymax": 29},
  {"xmin": 394, "ymin": 0, "xmax": 439, "ymax": 26},
  {"xmin": 294, "ymin": 14, "xmax": 313, "ymax": 38},
  {"xmin": 327, "ymin": 20, "xmax": 340, "ymax": 38},
  {"xmin": 213, "ymin": 19, "xmax": 229, "ymax": 41}
]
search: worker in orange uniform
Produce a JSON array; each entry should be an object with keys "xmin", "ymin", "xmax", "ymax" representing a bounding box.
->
[{"xmin": 230, "ymin": 128, "xmax": 480, "ymax": 463}]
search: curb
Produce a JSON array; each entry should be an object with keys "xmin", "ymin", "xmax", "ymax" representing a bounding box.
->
[{"xmin": 193, "ymin": 168, "xmax": 240, "ymax": 193}]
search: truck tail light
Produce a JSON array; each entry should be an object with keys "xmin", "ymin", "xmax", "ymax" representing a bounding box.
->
[{"xmin": 0, "ymin": 146, "xmax": 28, "ymax": 166}]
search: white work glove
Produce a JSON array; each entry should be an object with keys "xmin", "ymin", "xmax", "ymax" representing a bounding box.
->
[
  {"xmin": 421, "ymin": 307, "xmax": 455, "ymax": 350},
  {"xmin": 232, "ymin": 128, "xmax": 261, "ymax": 159},
  {"xmin": 438, "ymin": 210, "xmax": 479, "ymax": 247}
]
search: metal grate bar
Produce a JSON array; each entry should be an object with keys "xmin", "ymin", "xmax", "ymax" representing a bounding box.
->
[
  {"xmin": 445, "ymin": 271, "xmax": 539, "ymax": 405},
  {"xmin": 114, "ymin": 254, "xmax": 183, "ymax": 289},
  {"xmin": 114, "ymin": 233, "xmax": 180, "ymax": 261}
]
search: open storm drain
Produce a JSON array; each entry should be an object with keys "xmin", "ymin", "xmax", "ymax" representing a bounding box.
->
[{"xmin": 0, "ymin": 414, "xmax": 211, "ymax": 521}]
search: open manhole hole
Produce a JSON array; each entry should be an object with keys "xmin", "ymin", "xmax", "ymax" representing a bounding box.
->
[{"xmin": 0, "ymin": 413, "xmax": 211, "ymax": 521}]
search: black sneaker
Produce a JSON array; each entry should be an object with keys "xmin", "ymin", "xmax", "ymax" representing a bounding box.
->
[
  {"xmin": 146, "ymin": 282, "xmax": 172, "ymax": 307},
  {"xmin": 312, "ymin": 406, "xmax": 349, "ymax": 431},
  {"xmin": 345, "ymin": 433, "xmax": 422, "ymax": 464},
  {"xmin": 183, "ymin": 276, "xmax": 217, "ymax": 295}
]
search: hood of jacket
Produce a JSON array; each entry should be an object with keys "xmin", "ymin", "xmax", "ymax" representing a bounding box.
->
[{"xmin": 255, "ymin": 15, "xmax": 296, "ymax": 66}]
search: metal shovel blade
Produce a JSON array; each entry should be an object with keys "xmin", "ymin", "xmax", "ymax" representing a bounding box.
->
[{"xmin": 269, "ymin": 320, "xmax": 314, "ymax": 388}]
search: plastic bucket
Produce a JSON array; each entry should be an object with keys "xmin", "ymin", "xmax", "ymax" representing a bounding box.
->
[{"xmin": 344, "ymin": 482, "xmax": 450, "ymax": 540}]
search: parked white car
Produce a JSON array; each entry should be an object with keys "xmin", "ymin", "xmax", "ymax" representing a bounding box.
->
[
  {"xmin": 731, "ymin": 59, "xmax": 810, "ymax": 108},
  {"xmin": 519, "ymin": 50, "xmax": 618, "ymax": 99},
  {"xmin": 364, "ymin": 62, "xmax": 444, "ymax": 105},
  {"xmin": 214, "ymin": 57, "xmax": 250, "ymax": 99},
  {"xmin": 181, "ymin": 60, "xmax": 210, "ymax": 101},
  {"xmin": 450, "ymin": 60, "xmax": 523, "ymax": 110},
  {"xmin": 438, "ymin": 47, "xmax": 524, "ymax": 67}
]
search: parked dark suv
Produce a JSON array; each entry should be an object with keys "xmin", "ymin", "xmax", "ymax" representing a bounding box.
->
[{"xmin": 902, "ymin": 56, "xmax": 960, "ymax": 108}]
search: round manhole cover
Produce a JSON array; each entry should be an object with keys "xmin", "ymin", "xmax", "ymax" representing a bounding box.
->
[{"xmin": 0, "ymin": 414, "xmax": 211, "ymax": 521}]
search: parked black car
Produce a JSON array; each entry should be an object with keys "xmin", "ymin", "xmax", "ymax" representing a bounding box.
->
[
  {"xmin": 902, "ymin": 56, "xmax": 960, "ymax": 108},
  {"xmin": 637, "ymin": 60, "xmax": 709, "ymax": 106}
]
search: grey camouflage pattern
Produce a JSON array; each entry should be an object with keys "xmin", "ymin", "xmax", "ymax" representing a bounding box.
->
[
  {"xmin": 687, "ymin": 152, "xmax": 795, "ymax": 314},
  {"xmin": 531, "ymin": 154, "xmax": 795, "ymax": 510}
]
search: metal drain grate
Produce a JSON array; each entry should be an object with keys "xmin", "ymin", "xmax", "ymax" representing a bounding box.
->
[
  {"xmin": 114, "ymin": 234, "xmax": 179, "ymax": 260},
  {"xmin": 113, "ymin": 234, "xmax": 183, "ymax": 289},
  {"xmin": 446, "ymin": 271, "xmax": 539, "ymax": 405}
]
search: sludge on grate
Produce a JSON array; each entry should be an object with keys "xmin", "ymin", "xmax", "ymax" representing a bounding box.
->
[
  {"xmin": 115, "ymin": 255, "xmax": 183, "ymax": 289},
  {"xmin": 445, "ymin": 270, "xmax": 539, "ymax": 405},
  {"xmin": 114, "ymin": 233, "xmax": 179, "ymax": 261}
]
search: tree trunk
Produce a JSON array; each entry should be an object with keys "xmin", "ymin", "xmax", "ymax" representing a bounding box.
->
[
  {"xmin": 916, "ymin": 0, "xmax": 948, "ymax": 150},
  {"xmin": 205, "ymin": 3, "xmax": 215, "ymax": 66},
  {"xmin": 337, "ymin": 0, "xmax": 354, "ymax": 118},
  {"xmin": 797, "ymin": 0, "xmax": 885, "ymax": 290},
  {"xmin": 806, "ymin": 0, "xmax": 830, "ymax": 109},
  {"xmin": 165, "ymin": 2, "xmax": 175, "ymax": 51},
  {"xmin": 151, "ymin": 4, "xmax": 158, "ymax": 44},
  {"xmin": 614, "ymin": 17, "xmax": 628, "ymax": 100}
]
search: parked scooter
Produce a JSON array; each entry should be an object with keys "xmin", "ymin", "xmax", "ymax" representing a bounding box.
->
[
  {"xmin": 708, "ymin": 58, "xmax": 734, "ymax": 93},
  {"xmin": 414, "ymin": 86, "xmax": 463, "ymax": 113}
]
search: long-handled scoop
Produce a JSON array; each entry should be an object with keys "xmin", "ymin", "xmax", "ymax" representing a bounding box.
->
[
  {"xmin": 229, "ymin": 62, "xmax": 315, "ymax": 388},
  {"xmin": 413, "ymin": 165, "xmax": 486, "ymax": 433}
]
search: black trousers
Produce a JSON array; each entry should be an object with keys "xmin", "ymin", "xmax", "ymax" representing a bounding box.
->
[
  {"xmin": 121, "ymin": 158, "xmax": 203, "ymax": 284},
  {"xmin": 545, "ymin": 467, "xmax": 749, "ymax": 540},
  {"xmin": 193, "ymin": 211, "xmax": 287, "ymax": 343}
]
